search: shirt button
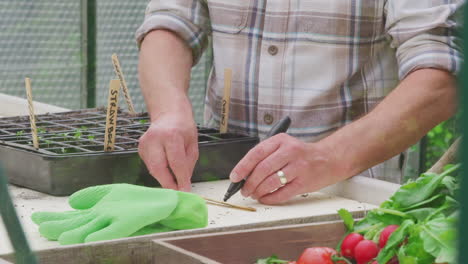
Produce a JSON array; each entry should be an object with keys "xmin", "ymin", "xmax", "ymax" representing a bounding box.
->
[
  {"xmin": 268, "ymin": 45, "xmax": 278, "ymax": 55},
  {"xmin": 263, "ymin": 113, "xmax": 274, "ymax": 125}
]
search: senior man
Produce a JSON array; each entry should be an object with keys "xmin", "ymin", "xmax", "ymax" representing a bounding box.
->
[{"xmin": 136, "ymin": 0, "xmax": 462, "ymax": 204}]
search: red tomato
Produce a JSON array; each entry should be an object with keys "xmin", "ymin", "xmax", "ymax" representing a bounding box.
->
[
  {"xmin": 296, "ymin": 247, "xmax": 337, "ymax": 264},
  {"xmin": 341, "ymin": 233, "xmax": 364, "ymax": 259}
]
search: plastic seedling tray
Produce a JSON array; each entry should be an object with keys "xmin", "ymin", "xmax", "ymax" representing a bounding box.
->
[{"xmin": 0, "ymin": 108, "xmax": 258, "ymax": 195}]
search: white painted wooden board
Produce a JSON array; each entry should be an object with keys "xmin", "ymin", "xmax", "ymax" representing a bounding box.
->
[
  {"xmin": 0, "ymin": 179, "xmax": 387, "ymax": 255},
  {"xmin": 0, "ymin": 93, "xmax": 68, "ymax": 117}
]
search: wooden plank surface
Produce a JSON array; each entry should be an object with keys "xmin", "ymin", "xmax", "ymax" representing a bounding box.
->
[{"xmin": 152, "ymin": 221, "xmax": 346, "ymax": 264}]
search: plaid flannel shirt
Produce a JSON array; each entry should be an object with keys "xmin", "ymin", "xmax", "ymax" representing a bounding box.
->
[{"xmin": 136, "ymin": 0, "xmax": 463, "ymax": 182}]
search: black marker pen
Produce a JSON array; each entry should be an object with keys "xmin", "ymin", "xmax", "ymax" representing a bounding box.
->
[{"xmin": 223, "ymin": 116, "xmax": 291, "ymax": 202}]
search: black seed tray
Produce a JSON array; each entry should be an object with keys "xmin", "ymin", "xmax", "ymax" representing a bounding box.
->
[{"xmin": 0, "ymin": 108, "xmax": 258, "ymax": 195}]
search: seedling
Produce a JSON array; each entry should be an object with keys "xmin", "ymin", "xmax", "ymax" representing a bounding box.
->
[
  {"xmin": 73, "ymin": 129, "xmax": 82, "ymax": 140},
  {"xmin": 44, "ymin": 140, "xmax": 52, "ymax": 148},
  {"xmin": 38, "ymin": 137, "xmax": 53, "ymax": 148},
  {"xmin": 15, "ymin": 130, "xmax": 25, "ymax": 140},
  {"xmin": 58, "ymin": 132, "xmax": 69, "ymax": 138}
]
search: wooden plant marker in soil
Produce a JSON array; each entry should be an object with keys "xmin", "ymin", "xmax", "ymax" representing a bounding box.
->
[
  {"xmin": 220, "ymin": 68, "xmax": 232, "ymax": 133},
  {"xmin": 215, "ymin": 69, "xmax": 256, "ymax": 212},
  {"xmin": 111, "ymin": 53, "xmax": 136, "ymax": 115},
  {"xmin": 24, "ymin": 78, "xmax": 39, "ymax": 149},
  {"xmin": 104, "ymin": 79, "xmax": 121, "ymax": 152}
]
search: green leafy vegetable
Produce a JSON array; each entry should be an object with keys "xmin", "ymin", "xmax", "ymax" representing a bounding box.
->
[
  {"xmin": 338, "ymin": 164, "xmax": 460, "ymax": 264},
  {"xmin": 338, "ymin": 208, "xmax": 354, "ymax": 232},
  {"xmin": 397, "ymin": 232, "xmax": 435, "ymax": 264},
  {"xmin": 255, "ymin": 255, "xmax": 290, "ymax": 264},
  {"xmin": 390, "ymin": 164, "xmax": 459, "ymax": 210},
  {"xmin": 420, "ymin": 214, "xmax": 457, "ymax": 264},
  {"xmin": 376, "ymin": 219, "xmax": 414, "ymax": 263}
]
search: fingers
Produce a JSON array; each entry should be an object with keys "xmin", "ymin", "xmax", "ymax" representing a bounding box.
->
[
  {"xmin": 186, "ymin": 140, "xmax": 199, "ymax": 178},
  {"xmin": 68, "ymin": 185, "xmax": 113, "ymax": 209},
  {"xmin": 58, "ymin": 216, "xmax": 110, "ymax": 245},
  {"xmin": 139, "ymin": 122, "xmax": 198, "ymax": 191},
  {"xmin": 251, "ymin": 167, "xmax": 296, "ymax": 200},
  {"xmin": 230, "ymin": 137, "xmax": 282, "ymax": 183},
  {"xmin": 38, "ymin": 213, "xmax": 94, "ymax": 240},
  {"xmin": 165, "ymin": 134, "xmax": 192, "ymax": 192},
  {"xmin": 258, "ymin": 180, "xmax": 303, "ymax": 205},
  {"xmin": 240, "ymin": 148, "xmax": 290, "ymax": 197},
  {"xmin": 31, "ymin": 210, "xmax": 86, "ymax": 225},
  {"xmin": 140, "ymin": 140, "xmax": 178, "ymax": 190},
  {"xmin": 85, "ymin": 220, "xmax": 135, "ymax": 243}
]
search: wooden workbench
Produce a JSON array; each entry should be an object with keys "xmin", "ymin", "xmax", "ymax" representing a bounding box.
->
[{"xmin": 0, "ymin": 94, "xmax": 400, "ymax": 263}]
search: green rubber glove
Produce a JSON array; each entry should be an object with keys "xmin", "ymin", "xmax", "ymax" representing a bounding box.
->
[{"xmin": 31, "ymin": 184, "xmax": 208, "ymax": 245}]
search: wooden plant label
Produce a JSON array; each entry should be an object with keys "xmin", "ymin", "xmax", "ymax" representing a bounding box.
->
[
  {"xmin": 104, "ymin": 79, "xmax": 121, "ymax": 152},
  {"xmin": 24, "ymin": 78, "xmax": 39, "ymax": 149},
  {"xmin": 220, "ymin": 68, "xmax": 232, "ymax": 133},
  {"xmin": 111, "ymin": 53, "xmax": 136, "ymax": 115}
]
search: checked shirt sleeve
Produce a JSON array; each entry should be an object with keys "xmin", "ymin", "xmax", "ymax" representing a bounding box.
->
[
  {"xmin": 385, "ymin": 0, "xmax": 464, "ymax": 79},
  {"xmin": 135, "ymin": 0, "xmax": 211, "ymax": 65}
]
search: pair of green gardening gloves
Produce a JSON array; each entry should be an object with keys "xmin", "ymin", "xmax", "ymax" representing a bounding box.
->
[{"xmin": 31, "ymin": 184, "xmax": 208, "ymax": 245}]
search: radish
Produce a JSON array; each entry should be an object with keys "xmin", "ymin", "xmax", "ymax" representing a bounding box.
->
[
  {"xmin": 379, "ymin": 225, "xmax": 399, "ymax": 248},
  {"xmin": 340, "ymin": 233, "xmax": 364, "ymax": 259},
  {"xmin": 354, "ymin": 240, "xmax": 379, "ymax": 264}
]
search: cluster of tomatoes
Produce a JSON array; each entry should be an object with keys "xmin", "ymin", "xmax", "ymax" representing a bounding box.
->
[{"xmin": 284, "ymin": 225, "xmax": 399, "ymax": 264}]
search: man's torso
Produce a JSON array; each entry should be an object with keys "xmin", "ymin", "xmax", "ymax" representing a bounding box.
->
[{"xmin": 204, "ymin": 0, "xmax": 399, "ymax": 143}]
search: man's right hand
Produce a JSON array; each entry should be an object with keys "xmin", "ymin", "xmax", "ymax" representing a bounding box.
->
[{"xmin": 138, "ymin": 112, "xmax": 199, "ymax": 192}]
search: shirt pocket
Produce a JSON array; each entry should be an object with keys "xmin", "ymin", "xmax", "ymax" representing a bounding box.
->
[
  {"xmin": 208, "ymin": 0, "xmax": 251, "ymax": 34},
  {"xmin": 292, "ymin": 0, "xmax": 385, "ymax": 44}
]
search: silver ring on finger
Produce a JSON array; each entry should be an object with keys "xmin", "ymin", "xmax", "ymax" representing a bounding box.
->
[{"xmin": 277, "ymin": 170, "xmax": 287, "ymax": 186}]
